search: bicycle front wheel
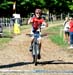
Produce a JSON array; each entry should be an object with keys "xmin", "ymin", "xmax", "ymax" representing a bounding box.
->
[{"xmin": 32, "ymin": 41, "xmax": 38, "ymax": 66}]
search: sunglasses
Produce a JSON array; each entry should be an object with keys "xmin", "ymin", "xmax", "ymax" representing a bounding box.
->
[{"xmin": 35, "ymin": 13, "xmax": 41, "ymax": 14}]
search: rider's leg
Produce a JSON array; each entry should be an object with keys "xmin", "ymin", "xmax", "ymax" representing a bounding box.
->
[{"xmin": 29, "ymin": 30, "xmax": 34, "ymax": 51}]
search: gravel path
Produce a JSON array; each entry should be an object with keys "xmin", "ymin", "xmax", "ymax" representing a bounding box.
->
[{"xmin": 0, "ymin": 27, "xmax": 73, "ymax": 75}]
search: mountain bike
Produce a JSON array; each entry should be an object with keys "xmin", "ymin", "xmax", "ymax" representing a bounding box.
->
[{"xmin": 26, "ymin": 30, "xmax": 48, "ymax": 66}]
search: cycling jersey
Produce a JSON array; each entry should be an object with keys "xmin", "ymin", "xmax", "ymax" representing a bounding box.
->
[{"xmin": 31, "ymin": 17, "xmax": 44, "ymax": 32}]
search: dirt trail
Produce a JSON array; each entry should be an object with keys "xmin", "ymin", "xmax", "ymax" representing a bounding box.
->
[{"xmin": 0, "ymin": 26, "xmax": 73, "ymax": 75}]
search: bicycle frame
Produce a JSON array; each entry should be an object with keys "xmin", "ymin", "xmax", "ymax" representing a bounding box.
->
[{"xmin": 32, "ymin": 31, "xmax": 40, "ymax": 65}]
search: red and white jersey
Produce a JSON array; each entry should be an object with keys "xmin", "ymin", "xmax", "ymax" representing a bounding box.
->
[{"xmin": 31, "ymin": 17, "xmax": 44, "ymax": 31}]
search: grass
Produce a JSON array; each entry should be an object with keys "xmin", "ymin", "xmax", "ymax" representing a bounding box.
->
[
  {"xmin": 49, "ymin": 20, "xmax": 64, "ymax": 25},
  {"xmin": 47, "ymin": 25, "xmax": 68, "ymax": 48},
  {"xmin": 20, "ymin": 24, "xmax": 31, "ymax": 31},
  {"xmin": 0, "ymin": 38, "xmax": 11, "ymax": 44}
]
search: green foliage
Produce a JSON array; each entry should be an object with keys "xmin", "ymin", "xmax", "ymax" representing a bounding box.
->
[
  {"xmin": 0, "ymin": 1, "xmax": 13, "ymax": 9},
  {"xmin": 68, "ymin": 5, "xmax": 73, "ymax": 10},
  {"xmin": 17, "ymin": 0, "xmax": 73, "ymax": 15},
  {"xmin": 0, "ymin": 0, "xmax": 73, "ymax": 17}
]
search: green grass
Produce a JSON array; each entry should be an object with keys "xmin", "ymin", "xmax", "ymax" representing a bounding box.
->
[
  {"xmin": 0, "ymin": 38, "xmax": 11, "ymax": 44},
  {"xmin": 47, "ymin": 25, "xmax": 68, "ymax": 47},
  {"xmin": 49, "ymin": 20, "xmax": 64, "ymax": 25},
  {"xmin": 20, "ymin": 24, "xmax": 31, "ymax": 30}
]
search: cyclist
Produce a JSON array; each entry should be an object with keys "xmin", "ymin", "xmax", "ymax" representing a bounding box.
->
[{"xmin": 28, "ymin": 8, "xmax": 48, "ymax": 59}]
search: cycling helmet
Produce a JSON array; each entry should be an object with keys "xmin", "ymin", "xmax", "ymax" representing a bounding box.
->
[{"xmin": 35, "ymin": 8, "xmax": 42, "ymax": 14}]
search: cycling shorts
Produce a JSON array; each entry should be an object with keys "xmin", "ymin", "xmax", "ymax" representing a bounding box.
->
[{"xmin": 31, "ymin": 28, "xmax": 41, "ymax": 40}]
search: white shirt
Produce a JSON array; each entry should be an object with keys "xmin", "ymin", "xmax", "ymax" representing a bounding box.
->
[{"xmin": 64, "ymin": 21, "xmax": 69, "ymax": 32}]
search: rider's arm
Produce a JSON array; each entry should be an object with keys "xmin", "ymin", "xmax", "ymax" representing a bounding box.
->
[
  {"xmin": 42, "ymin": 21, "xmax": 48, "ymax": 27},
  {"xmin": 28, "ymin": 17, "xmax": 32, "ymax": 24},
  {"xmin": 28, "ymin": 17, "xmax": 33, "ymax": 24}
]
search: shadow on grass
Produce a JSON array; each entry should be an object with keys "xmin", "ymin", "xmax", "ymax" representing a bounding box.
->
[
  {"xmin": 0, "ymin": 35, "xmax": 13, "ymax": 38},
  {"xmin": 0, "ymin": 60, "xmax": 73, "ymax": 68}
]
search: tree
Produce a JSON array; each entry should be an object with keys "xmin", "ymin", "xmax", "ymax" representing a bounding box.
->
[
  {"xmin": 17, "ymin": 0, "xmax": 46, "ymax": 17},
  {"xmin": 0, "ymin": 0, "xmax": 73, "ymax": 17},
  {"xmin": 0, "ymin": 0, "xmax": 13, "ymax": 17}
]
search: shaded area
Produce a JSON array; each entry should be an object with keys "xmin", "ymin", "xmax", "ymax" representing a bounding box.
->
[
  {"xmin": 0, "ymin": 62, "xmax": 33, "ymax": 69},
  {"xmin": 2, "ymin": 35, "xmax": 13, "ymax": 38},
  {"xmin": 37, "ymin": 60, "xmax": 73, "ymax": 65},
  {"xmin": 0, "ymin": 60, "xmax": 73, "ymax": 69},
  {"xmin": 0, "ymin": 35, "xmax": 13, "ymax": 38}
]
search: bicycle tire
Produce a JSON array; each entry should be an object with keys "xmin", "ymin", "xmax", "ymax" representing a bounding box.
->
[
  {"xmin": 34, "ymin": 44, "xmax": 37, "ymax": 66},
  {"xmin": 32, "ymin": 39, "xmax": 38, "ymax": 66}
]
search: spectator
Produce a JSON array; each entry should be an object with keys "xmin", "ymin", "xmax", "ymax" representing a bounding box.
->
[
  {"xmin": 69, "ymin": 17, "xmax": 73, "ymax": 49},
  {"xmin": 63, "ymin": 17, "xmax": 70, "ymax": 43}
]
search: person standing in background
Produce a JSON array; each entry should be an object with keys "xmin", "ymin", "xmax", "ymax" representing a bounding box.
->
[
  {"xmin": 63, "ymin": 17, "xmax": 70, "ymax": 44},
  {"xmin": 69, "ymin": 17, "xmax": 73, "ymax": 49}
]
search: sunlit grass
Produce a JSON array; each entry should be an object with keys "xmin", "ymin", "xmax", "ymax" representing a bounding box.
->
[{"xmin": 47, "ymin": 25, "xmax": 68, "ymax": 47}]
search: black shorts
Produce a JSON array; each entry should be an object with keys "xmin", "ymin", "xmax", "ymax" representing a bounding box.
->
[{"xmin": 65, "ymin": 31, "xmax": 69, "ymax": 36}]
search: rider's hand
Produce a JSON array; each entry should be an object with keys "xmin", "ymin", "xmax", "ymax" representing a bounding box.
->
[{"xmin": 42, "ymin": 22, "xmax": 48, "ymax": 27}]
